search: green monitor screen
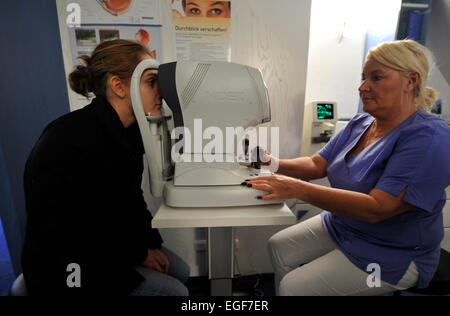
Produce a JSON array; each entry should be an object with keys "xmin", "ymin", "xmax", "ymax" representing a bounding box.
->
[{"xmin": 316, "ymin": 103, "xmax": 334, "ymax": 120}]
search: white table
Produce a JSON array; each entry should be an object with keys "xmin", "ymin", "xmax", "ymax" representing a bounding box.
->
[{"xmin": 152, "ymin": 202, "xmax": 296, "ymax": 296}]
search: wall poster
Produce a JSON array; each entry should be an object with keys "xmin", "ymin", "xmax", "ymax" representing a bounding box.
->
[
  {"xmin": 57, "ymin": 0, "xmax": 163, "ymax": 110},
  {"xmin": 171, "ymin": 0, "xmax": 231, "ymax": 61}
]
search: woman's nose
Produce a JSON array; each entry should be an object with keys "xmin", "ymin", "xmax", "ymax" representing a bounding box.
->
[{"xmin": 359, "ymin": 80, "xmax": 369, "ymax": 92}]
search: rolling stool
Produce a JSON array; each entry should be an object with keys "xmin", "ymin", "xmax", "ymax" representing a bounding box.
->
[
  {"xmin": 8, "ymin": 273, "xmax": 28, "ymax": 296},
  {"xmin": 395, "ymin": 248, "xmax": 450, "ymax": 296}
]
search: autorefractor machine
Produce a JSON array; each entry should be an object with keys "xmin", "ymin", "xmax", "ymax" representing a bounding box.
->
[{"xmin": 130, "ymin": 59, "xmax": 280, "ymax": 208}]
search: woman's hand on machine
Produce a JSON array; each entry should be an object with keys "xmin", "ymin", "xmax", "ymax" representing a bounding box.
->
[
  {"xmin": 250, "ymin": 147, "xmax": 278, "ymax": 170},
  {"xmin": 242, "ymin": 174, "xmax": 302, "ymax": 201}
]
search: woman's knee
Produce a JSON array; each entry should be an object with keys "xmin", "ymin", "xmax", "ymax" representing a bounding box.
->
[
  {"xmin": 170, "ymin": 256, "xmax": 191, "ymax": 284},
  {"xmin": 278, "ymin": 274, "xmax": 296, "ymax": 296},
  {"xmin": 159, "ymin": 277, "xmax": 189, "ymax": 296},
  {"xmin": 267, "ymin": 231, "xmax": 284, "ymax": 254},
  {"xmin": 278, "ymin": 270, "xmax": 319, "ymax": 296},
  {"xmin": 174, "ymin": 281, "xmax": 189, "ymax": 296},
  {"xmin": 175, "ymin": 261, "xmax": 191, "ymax": 284},
  {"xmin": 161, "ymin": 246, "xmax": 191, "ymax": 283},
  {"xmin": 131, "ymin": 277, "xmax": 189, "ymax": 296}
]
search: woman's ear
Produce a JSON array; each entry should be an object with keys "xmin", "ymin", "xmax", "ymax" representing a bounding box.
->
[
  {"xmin": 407, "ymin": 72, "xmax": 421, "ymax": 95},
  {"xmin": 108, "ymin": 75, "xmax": 127, "ymax": 98}
]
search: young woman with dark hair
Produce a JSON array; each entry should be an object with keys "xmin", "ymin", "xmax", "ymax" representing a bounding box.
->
[{"xmin": 22, "ymin": 39, "xmax": 190, "ymax": 296}]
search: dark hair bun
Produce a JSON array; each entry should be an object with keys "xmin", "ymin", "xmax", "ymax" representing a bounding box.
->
[
  {"xmin": 69, "ymin": 55, "xmax": 93, "ymax": 98},
  {"xmin": 68, "ymin": 40, "xmax": 153, "ymax": 98}
]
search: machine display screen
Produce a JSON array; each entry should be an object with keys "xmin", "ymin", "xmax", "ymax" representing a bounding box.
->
[{"xmin": 316, "ymin": 103, "xmax": 334, "ymax": 120}]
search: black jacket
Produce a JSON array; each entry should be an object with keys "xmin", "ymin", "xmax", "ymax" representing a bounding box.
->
[{"xmin": 22, "ymin": 96, "xmax": 163, "ymax": 296}]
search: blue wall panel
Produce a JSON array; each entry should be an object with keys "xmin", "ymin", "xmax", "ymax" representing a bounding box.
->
[{"xmin": 0, "ymin": 0, "xmax": 70, "ymax": 275}]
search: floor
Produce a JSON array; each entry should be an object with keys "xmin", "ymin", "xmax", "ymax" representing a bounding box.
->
[
  {"xmin": 186, "ymin": 274, "xmax": 275, "ymax": 296},
  {"xmin": 0, "ymin": 218, "xmax": 14, "ymax": 296}
]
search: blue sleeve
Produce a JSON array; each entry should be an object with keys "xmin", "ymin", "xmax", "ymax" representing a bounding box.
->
[{"xmin": 375, "ymin": 125, "xmax": 450, "ymax": 212}]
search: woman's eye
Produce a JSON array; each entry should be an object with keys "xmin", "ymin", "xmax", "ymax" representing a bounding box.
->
[
  {"xmin": 148, "ymin": 79, "xmax": 156, "ymax": 87},
  {"xmin": 209, "ymin": 8, "xmax": 222, "ymax": 15},
  {"xmin": 373, "ymin": 75, "xmax": 383, "ymax": 81},
  {"xmin": 189, "ymin": 8, "xmax": 201, "ymax": 15}
]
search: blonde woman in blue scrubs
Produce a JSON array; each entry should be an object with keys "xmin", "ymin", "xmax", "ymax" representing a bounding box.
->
[{"xmin": 244, "ymin": 40, "xmax": 450, "ymax": 296}]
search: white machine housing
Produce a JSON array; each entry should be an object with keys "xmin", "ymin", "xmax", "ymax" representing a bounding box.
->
[
  {"xmin": 301, "ymin": 101, "xmax": 338, "ymax": 157},
  {"xmin": 131, "ymin": 60, "xmax": 281, "ymax": 208}
]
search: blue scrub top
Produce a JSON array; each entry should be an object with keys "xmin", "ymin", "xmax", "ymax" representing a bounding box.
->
[{"xmin": 318, "ymin": 109, "xmax": 450, "ymax": 288}]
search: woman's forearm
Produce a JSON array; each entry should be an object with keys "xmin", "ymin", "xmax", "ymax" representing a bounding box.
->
[
  {"xmin": 296, "ymin": 181, "xmax": 387, "ymax": 223},
  {"xmin": 278, "ymin": 155, "xmax": 326, "ymax": 180},
  {"xmin": 248, "ymin": 172, "xmax": 410, "ymax": 223}
]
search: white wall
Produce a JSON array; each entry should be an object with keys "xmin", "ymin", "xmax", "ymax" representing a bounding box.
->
[
  {"xmin": 427, "ymin": 0, "xmax": 450, "ymax": 85},
  {"xmin": 305, "ymin": 0, "xmax": 401, "ymax": 119},
  {"xmin": 230, "ymin": 1, "xmax": 311, "ymax": 160},
  {"xmin": 305, "ymin": 0, "xmax": 366, "ymax": 120}
]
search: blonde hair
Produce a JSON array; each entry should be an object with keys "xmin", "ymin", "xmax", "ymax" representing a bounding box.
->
[{"xmin": 366, "ymin": 39, "xmax": 437, "ymax": 111}]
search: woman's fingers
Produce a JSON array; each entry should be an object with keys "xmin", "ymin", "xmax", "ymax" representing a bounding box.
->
[
  {"xmin": 145, "ymin": 249, "xmax": 170, "ymax": 274},
  {"xmin": 149, "ymin": 259, "xmax": 165, "ymax": 273},
  {"xmin": 161, "ymin": 255, "xmax": 170, "ymax": 274},
  {"xmin": 155, "ymin": 263, "xmax": 165, "ymax": 273},
  {"xmin": 250, "ymin": 183, "xmax": 281, "ymax": 200},
  {"xmin": 246, "ymin": 175, "xmax": 276, "ymax": 182},
  {"xmin": 242, "ymin": 174, "xmax": 300, "ymax": 201},
  {"xmin": 241, "ymin": 180, "xmax": 279, "ymax": 200},
  {"xmin": 250, "ymin": 183, "xmax": 273, "ymax": 192},
  {"xmin": 155, "ymin": 250, "xmax": 170, "ymax": 274},
  {"xmin": 259, "ymin": 194, "xmax": 277, "ymax": 200}
]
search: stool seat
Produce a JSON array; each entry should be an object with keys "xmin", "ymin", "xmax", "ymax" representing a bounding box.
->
[
  {"xmin": 9, "ymin": 273, "xmax": 28, "ymax": 296},
  {"xmin": 403, "ymin": 248, "xmax": 450, "ymax": 295}
]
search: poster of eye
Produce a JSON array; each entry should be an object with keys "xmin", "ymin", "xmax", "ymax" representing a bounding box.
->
[
  {"xmin": 56, "ymin": 0, "xmax": 163, "ymax": 110},
  {"xmin": 171, "ymin": 0, "xmax": 231, "ymax": 61}
]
